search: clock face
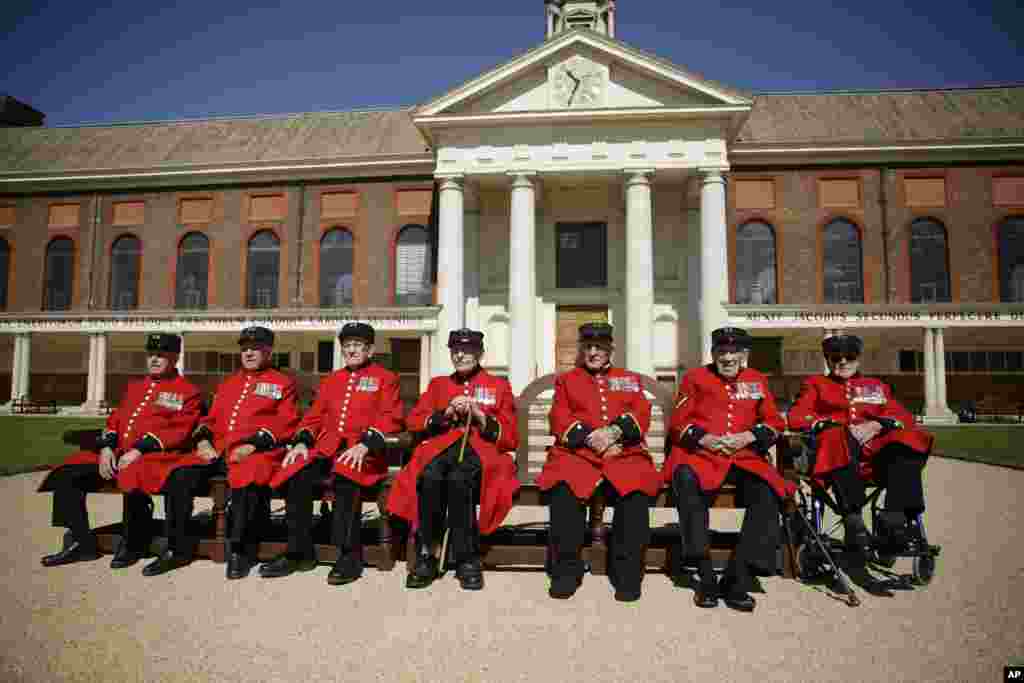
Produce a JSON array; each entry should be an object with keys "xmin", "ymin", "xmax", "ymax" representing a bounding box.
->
[{"xmin": 551, "ymin": 57, "xmax": 605, "ymax": 108}]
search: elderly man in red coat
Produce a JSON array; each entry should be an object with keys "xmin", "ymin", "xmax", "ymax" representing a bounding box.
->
[
  {"xmin": 263, "ymin": 322, "xmax": 404, "ymax": 584},
  {"xmin": 145, "ymin": 326, "xmax": 300, "ymax": 579},
  {"xmin": 537, "ymin": 322, "xmax": 660, "ymax": 602},
  {"xmin": 665, "ymin": 327, "xmax": 787, "ymax": 612},
  {"xmin": 38, "ymin": 333, "xmax": 202, "ymax": 569},
  {"xmin": 387, "ymin": 328, "xmax": 519, "ymax": 591},
  {"xmin": 787, "ymin": 333, "xmax": 933, "ymax": 556}
]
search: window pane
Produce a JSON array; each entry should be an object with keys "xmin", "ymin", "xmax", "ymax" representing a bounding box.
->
[
  {"xmin": 319, "ymin": 229, "xmax": 353, "ymax": 306},
  {"xmin": 989, "ymin": 351, "xmax": 1006, "ymax": 371},
  {"xmin": 317, "ymin": 340, "xmax": 334, "ymax": 373},
  {"xmin": 556, "ymin": 222, "xmax": 607, "ymax": 288},
  {"xmin": 44, "ymin": 238, "xmax": 74, "ymax": 310},
  {"xmin": 998, "ymin": 217, "xmax": 1024, "ymax": 302},
  {"xmin": 109, "ymin": 235, "xmax": 141, "ymax": 310},
  {"xmin": 823, "ymin": 219, "xmax": 863, "ymax": 303},
  {"xmin": 910, "ymin": 218, "xmax": 951, "ymax": 303},
  {"xmin": 899, "ymin": 350, "xmax": 917, "ymax": 372},
  {"xmin": 176, "ymin": 232, "xmax": 209, "ymax": 309},
  {"xmin": 1006, "ymin": 351, "xmax": 1023, "ymax": 371},
  {"xmin": 247, "ymin": 231, "xmax": 279, "ymax": 308},
  {"xmin": 395, "ymin": 225, "xmax": 432, "ymax": 305},
  {"xmin": 951, "ymin": 351, "xmax": 969, "ymax": 372},
  {"xmin": 0, "ymin": 238, "xmax": 9, "ymax": 310},
  {"xmin": 969, "ymin": 351, "xmax": 987, "ymax": 371},
  {"xmin": 735, "ymin": 221, "xmax": 777, "ymax": 304}
]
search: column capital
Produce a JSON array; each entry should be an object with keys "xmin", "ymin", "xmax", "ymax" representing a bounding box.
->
[
  {"xmin": 436, "ymin": 174, "xmax": 464, "ymax": 191},
  {"xmin": 507, "ymin": 171, "xmax": 537, "ymax": 188},
  {"xmin": 698, "ymin": 168, "xmax": 728, "ymax": 184},
  {"xmin": 624, "ymin": 169, "xmax": 654, "ymax": 186}
]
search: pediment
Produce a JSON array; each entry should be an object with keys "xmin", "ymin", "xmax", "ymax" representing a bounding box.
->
[{"xmin": 417, "ymin": 30, "xmax": 750, "ymax": 118}]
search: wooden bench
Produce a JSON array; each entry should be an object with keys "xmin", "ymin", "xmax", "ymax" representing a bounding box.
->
[
  {"xmin": 13, "ymin": 396, "xmax": 59, "ymax": 414},
  {"xmin": 56, "ymin": 429, "xmax": 412, "ymax": 570},
  {"xmin": 468, "ymin": 374, "xmax": 798, "ymax": 579}
]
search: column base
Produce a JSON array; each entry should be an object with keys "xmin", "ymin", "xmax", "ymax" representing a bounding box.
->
[
  {"xmin": 921, "ymin": 412, "xmax": 958, "ymax": 425},
  {"xmin": 75, "ymin": 402, "xmax": 108, "ymax": 416}
]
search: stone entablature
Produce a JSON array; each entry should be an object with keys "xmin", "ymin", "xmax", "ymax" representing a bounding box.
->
[
  {"xmin": 0, "ymin": 307, "xmax": 441, "ymax": 334},
  {"xmin": 727, "ymin": 304, "xmax": 1024, "ymax": 329}
]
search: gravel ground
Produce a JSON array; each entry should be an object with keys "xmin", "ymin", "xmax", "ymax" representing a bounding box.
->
[{"xmin": 2, "ymin": 458, "xmax": 1021, "ymax": 683}]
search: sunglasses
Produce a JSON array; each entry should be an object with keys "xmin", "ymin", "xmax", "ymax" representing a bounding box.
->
[{"xmin": 827, "ymin": 353, "xmax": 859, "ymax": 363}]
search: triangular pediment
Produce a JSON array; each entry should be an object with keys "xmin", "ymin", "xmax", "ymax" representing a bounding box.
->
[{"xmin": 417, "ymin": 30, "xmax": 751, "ymax": 118}]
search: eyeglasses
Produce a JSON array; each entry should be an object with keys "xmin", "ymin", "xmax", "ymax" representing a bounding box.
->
[{"xmin": 827, "ymin": 353, "xmax": 859, "ymax": 363}]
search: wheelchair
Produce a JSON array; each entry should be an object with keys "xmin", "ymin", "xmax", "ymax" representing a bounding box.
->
[{"xmin": 784, "ymin": 431, "xmax": 941, "ymax": 607}]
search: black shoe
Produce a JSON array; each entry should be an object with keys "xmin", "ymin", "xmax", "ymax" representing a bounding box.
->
[
  {"xmin": 720, "ymin": 575, "xmax": 756, "ymax": 612},
  {"xmin": 405, "ymin": 553, "xmax": 438, "ymax": 589},
  {"xmin": 693, "ymin": 580, "xmax": 719, "ymax": 608},
  {"xmin": 614, "ymin": 588, "xmax": 642, "ymax": 603},
  {"xmin": 327, "ymin": 553, "xmax": 363, "ymax": 586},
  {"xmin": 226, "ymin": 551, "xmax": 255, "ymax": 580},
  {"xmin": 455, "ymin": 558, "xmax": 484, "ymax": 591},
  {"xmin": 258, "ymin": 554, "xmax": 318, "ymax": 578},
  {"xmin": 142, "ymin": 550, "xmax": 192, "ymax": 577},
  {"xmin": 843, "ymin": 514, "xmax": 872, "ymax": 553},
  {"xmin": 41, "ymin": 540, "xmax": 100, "ymax": 567},
  {"xmin": 549, "ymin": 574, "xmax": 583, "ymax": 599},
  {"xmin": 110, "ymin": 542, "xmax": 144, "ymax": 569}
]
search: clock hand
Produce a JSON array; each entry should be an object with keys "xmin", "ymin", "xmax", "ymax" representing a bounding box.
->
[{"xmin": 567, "ymin": 70, "xmax": 580, "ymax": 104}]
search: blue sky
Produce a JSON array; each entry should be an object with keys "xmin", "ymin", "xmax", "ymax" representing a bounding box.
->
[{"xmin": 2, "ymin": 0, "xmax": 1022, "ymax": 126}]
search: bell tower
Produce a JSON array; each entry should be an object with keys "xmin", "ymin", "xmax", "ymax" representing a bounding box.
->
[{"xmin": 545, "ymin": 0, "xmax": 616, "ymax": 39}]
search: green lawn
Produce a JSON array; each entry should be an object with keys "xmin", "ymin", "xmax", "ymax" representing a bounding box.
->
[
  {"xmin": 0, "ymin": 416, "xmax": 106, "ymax": 476},
  {"xmin": 0, "ymin": 417, "xmax": 1020, "ymax": 476}
]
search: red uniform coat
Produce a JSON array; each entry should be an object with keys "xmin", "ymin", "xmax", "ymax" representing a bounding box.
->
[
  {"xmin": 664, "ymin": 366, "xmax": 790, "ymax": 499},
  {"xmin": 40, "ymin": 371, "xmax": 203, "ymax": 494},
  {"xmin": 270, "ymin": 363, "xmax": 404, "ymax": 489},
  {"xmin": 166, "ymin": 368, "xmax": 300, "ymax": 489},
  {"xmin": 536, "ymin": 366, "xmax": 661, "ymax": 500},
  {"xmin": 787, "ymin": 373, "xmax": 933, "ymax": 481},
  {"xmin": 386, "ymin": 368, "xmax": 519, "ymax": 535}
]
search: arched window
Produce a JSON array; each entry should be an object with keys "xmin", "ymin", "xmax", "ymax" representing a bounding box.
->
[
  {"xmin": 176, "ymin": 232, "xmax": 209, "ymax": 309},
  {"xmin": 44, "ymin": 237, "xmax": 74, "ymax": 311},
  {"xmin": 0, "ymin": 238, "xmax": 9, "ymax": 310},
  {"xmin": 109, "ymin": 234, "xmax": 141, "ymax": 310},
  {"xmin": 319, "ymin": 228, "xmax": 353, "ymax": 307},
  {"xmin": 822, "ymin": 218, "xmax": 864, "ymax": 303},
  {"xmin": 395, "ymin": 225, "xmax": 432, "ymax": 305},
  {"xmin": 909, "ymin": 218, "xmax": 951, "ymax": 303},
  {"xmin": 735, "ymin": 221, "xmax": 777, "ymax": 304},
  {"xmin": 998, "ymin": 216, "xmax": 1024, "ymax": 302},
  {"xmin": 247, "ymin": 230, "xmax": 279, "ymax": 308}
]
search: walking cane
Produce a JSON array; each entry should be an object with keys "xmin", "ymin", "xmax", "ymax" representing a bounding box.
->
[{"xmin": 438, "ymin": 415, "xmax": 473, "ymax": 574}]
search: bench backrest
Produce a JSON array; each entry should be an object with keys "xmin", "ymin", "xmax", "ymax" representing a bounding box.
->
[{"xmin": 515, "ymin": 373, "xmax": 676, "ymax": 484}]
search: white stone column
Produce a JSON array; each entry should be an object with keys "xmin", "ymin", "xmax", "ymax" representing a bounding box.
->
[
  {"xmin": 923, "ymin": 327, "xmax": 937, "ymax": 416},
  {"xmin": 934, "ymin": 327, "xmax": 951, "ymax": 415},
  {"xmin": 17, "ymin": 333, "xmax": 31, "ymax": 400},
  {"xmin": 435, "ymin": 175, "xmax": 465, "ymax": 375},
  {"xmin": 84, "ymin": 334, "xmax": 98, "ymax": 407},
  {"xmin": 10, "ymin": 333, "xmax": 29, "ymax": 402},
  {"xmin": 508, "ymin": 172, "xmax": 537, "ymax": 394},
  {"xmin": 625, "ymin": 169, "xmax": 655, "ymax": 376},
  {"xmin": 95, "ymin": 333, "xmax": 107, "ymax": 409},
  {"xmin": 699, "ymin": 170, "xmax": 729, "ymax": 364},
  {"xmin": 176, "ymin": 333, "xmax": 186, "ymax": 373},
  {"xmin": 333, "ymin": 336, "xmax": 343, "ymax": 372},
  {"xmin": 419, "ymin": 333, "xmax": 432, "ymax": 393}
]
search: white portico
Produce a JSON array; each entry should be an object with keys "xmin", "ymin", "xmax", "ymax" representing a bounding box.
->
[{"xmin": 414, "ymin": 20, "xmax": 750, "ymax": 392}]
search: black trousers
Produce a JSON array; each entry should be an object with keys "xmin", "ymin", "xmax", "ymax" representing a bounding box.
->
[
  {"xmin": 828, "ymin": 443, "xmax": 926, "ymax": 516},
  {"xmin": 227, "ymin": 480, "xmax": 271, "ymax": 550},
  {"xmin": 547, "ymin": 482, "xmax": 651, "ymax": 594},
  {"xmin": 671, "ymin": 465, "xmax": 780, "ymax": 587},
  {"xmin": 279, "ymin": 458, "xmax": 331, "ymax": 559},
  {"xmin": 416, "ymin": 443, "xmax": 482, "ymax": 563},
  {"xmin": 332, "ymin": 477, "xmax": 364, "ymax": 561},
  {"xmin": 163, "ymin": 460, "xmax": 223, "ymax": 556},
  {"xmin": 49, "ymin": 464, "xmax": 152, "ymax": 552}
]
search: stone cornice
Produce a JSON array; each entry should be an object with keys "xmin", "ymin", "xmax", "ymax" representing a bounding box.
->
[{"xmin": 0, "ymin": 307, "xmax": 442, "ymax": 334}]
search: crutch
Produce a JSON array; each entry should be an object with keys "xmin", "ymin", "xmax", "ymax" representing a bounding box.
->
[{"xmin": 791, "ymin": 486, "xmax": 860, "ymax": 607}]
